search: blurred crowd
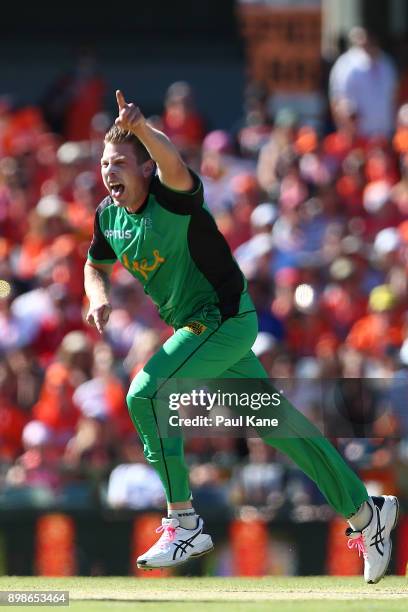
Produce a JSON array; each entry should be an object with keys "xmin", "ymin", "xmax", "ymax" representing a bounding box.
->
[{"xmin": 0, "ymin": 27, "xmax": 408, "ymax": 520}]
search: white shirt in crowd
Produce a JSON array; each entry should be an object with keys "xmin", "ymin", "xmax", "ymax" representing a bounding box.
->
[
  {"xmin": 329, "ymin": 47, "xmax": 397, "ymax": 137},
  {"xmin": 107, "ymin": 464, "xmax": 166, "ymax": 509}
]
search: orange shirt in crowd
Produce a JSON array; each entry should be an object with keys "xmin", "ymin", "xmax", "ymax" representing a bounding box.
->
[
  {"xmin": 323, "ymin": 131, "xmax": 368, "ymax": 162},
  {"xmin": 67, "ymin": 200, "xmax": 95, "ymax": 237},
  {"xmin": 65, "ymin": 77, "xmax": 105, "ymax": 142},
  {"xmin": 0, "ymin": 401, "xmax": 28, "ymax": 460},
  {"xmin": 346, "ymin": 313, "xmax": 403, "ymax": 357},
  {"xmin": 286, "ymin": 314, "xmax": 332, "ymax": 356},
  {"xmin": 104, "ymin": 378, "xmax": 134, "ymax": 436},
  {"xmin": 0, "ymin": 107, "xmax": 45, "ymax": 156},
  {"xmin": 162, "ymin": 111, "xmax": 205, "ymax": 151},
  {"xmin": 33, "ymin": 363, "xmax": 80, "ymax": 434}
]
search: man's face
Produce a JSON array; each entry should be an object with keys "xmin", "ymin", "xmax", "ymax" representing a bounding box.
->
[{"xmin": 101, "ymin": 142, "xmax": 147, "ymax": 209}]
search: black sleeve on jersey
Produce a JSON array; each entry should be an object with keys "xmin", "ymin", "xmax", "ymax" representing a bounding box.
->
[
  {"xmin": 88, "ymin": 204, "xmax": 117, "ymax": 263},
  {"xmin": 151, "ymin": 168, "xmax": 204, "ymax": 215}
]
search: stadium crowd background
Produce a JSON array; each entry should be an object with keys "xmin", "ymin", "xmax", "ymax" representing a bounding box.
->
[{"xmin": 0, "ymin": 26, "xmax": 408, "ymax": 539}]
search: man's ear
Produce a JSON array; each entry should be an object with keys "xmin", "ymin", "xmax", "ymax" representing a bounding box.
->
[{"xmin": 141, "ymin": 160, "xmax": 155, "ymax": 178}]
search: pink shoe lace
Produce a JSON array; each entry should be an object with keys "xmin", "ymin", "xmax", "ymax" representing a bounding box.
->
[
  {"xmin": 156, "ymin": 524, "xmax": 176, "ymax": 548},
  {"xmin": 347, "ymin": 532, "xmax": 367, "ymax": 559}
]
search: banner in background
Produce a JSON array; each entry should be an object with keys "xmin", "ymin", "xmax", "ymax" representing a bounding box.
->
[{"xmin": 237, "ymin": 0, "xmax": 322, "ymax": 94}]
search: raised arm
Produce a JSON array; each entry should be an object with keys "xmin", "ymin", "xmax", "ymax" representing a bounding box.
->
[
  {"xmin": 115, "ymin": 89, "xmax": 193, "ymax": 191},
  {"xmin": 84, "ymin": 260, "xmax": 113, "ymax": 334}
]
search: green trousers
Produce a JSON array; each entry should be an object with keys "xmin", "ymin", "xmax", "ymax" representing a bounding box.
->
[{"xmin": 126, "ymin": 294, "xmax": 368, "ymax": 517}]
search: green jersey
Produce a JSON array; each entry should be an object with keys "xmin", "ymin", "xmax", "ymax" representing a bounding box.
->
[{"xmin": 88, "ymin": 170, "xmax": 248, "ymax": 329}]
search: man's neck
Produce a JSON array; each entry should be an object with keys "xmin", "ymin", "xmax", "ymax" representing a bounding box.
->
[{"xmin": 125, "ymin": 183, "xmax": 151, "ymax": 213}]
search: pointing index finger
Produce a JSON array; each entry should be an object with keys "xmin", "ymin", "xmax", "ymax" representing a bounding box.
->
[{"xmin": 116, "ymin": 89, "xmax": 126, "ymax": 110}]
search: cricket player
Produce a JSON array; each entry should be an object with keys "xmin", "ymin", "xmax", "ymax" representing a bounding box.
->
[{"xmin": 84, "ymin": 90, "xmax": 398, "ymax": 581}]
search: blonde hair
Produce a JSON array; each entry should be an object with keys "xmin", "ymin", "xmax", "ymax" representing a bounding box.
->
[{"xmin": 104, "ymin": 125, "xmax": 151, "ymax": 164}]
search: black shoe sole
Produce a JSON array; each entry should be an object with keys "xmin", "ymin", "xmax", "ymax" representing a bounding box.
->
[{"xmin": 137, "ymin": 545, "xmax": 214, "ymax": 571}]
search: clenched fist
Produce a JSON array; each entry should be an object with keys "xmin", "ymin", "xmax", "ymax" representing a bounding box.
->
[
  {"xmin": 115, "ymin": 90, "xmax": 145, "ymax": 133},
  {"xmin": 86, "ymin": 302, "xmax": 112, "ymax": 334}
]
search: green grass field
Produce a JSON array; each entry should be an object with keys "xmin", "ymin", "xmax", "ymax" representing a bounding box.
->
[{"xmin": 0, "ymin": 576, "xmax": 406, "ymax": 611}]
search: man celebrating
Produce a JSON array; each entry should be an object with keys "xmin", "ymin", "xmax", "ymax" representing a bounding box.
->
[{"xmin": 84, "ymin": 91, "xmax": 398, "ymax": 580}]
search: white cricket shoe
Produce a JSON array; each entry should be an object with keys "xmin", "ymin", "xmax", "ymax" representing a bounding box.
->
[
  {"xmin": 346, "ymin": 495, "xmax": 399, "ymax": 583},
  {"xmin": 136, "ymin": 516, "xmax": 213, "ymax": 569}
]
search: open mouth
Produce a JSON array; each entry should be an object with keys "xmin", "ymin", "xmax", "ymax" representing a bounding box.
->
[{"xmin": 110, "ymin": 183, "xmax": 125, "ymax": 199}]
